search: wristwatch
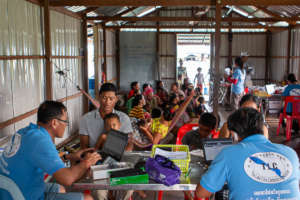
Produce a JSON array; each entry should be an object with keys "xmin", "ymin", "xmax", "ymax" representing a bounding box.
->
[{"xmin": 62, "ymin": 153, "xmax": 68, "ymax": 161}]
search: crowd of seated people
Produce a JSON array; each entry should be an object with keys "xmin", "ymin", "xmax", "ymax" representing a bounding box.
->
[{"xmin": 2, "ymin": 76, "xmax": 300, "ymax": 200}]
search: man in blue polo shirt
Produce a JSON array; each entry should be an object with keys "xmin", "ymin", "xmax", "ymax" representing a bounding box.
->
[
  {"xmin": 282, "ymin": 73, "xmax": 300, "ymax": 113},
  {"xmin": 195, "ymin": 108, "xmax": 300, "ymax": 200},
  {"xmin": 0, "ymin": 101, "xmax": 101, "ymax": 200}
]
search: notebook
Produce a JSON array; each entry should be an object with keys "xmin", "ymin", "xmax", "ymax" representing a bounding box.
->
[{"xmin": 202, "ymin": 138, "xmax": 233, "ymax": 164}]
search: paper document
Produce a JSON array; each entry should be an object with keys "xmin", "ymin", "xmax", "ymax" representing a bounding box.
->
[
  {"xmin": 190, "ymin": 149, "xmax": 204, "ymax": 157},
  {"xmin": 154, "ymin": 148, "xmax": 187, "ymax": 160}
]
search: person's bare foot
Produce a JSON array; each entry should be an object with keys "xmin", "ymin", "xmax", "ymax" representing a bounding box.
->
[{"xmin": 137, "ymin": 190, "xmax": 147, "ymax": 198}]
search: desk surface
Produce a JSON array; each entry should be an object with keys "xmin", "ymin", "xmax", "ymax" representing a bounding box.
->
[{"xmin": 72, "ymin": 151, "xmax": 206, "ymax": 191}]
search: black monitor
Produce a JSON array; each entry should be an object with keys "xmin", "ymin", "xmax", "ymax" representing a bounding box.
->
[{"xmin": 202, "ymin": 138, "xmax": 233, "ymax": 164}]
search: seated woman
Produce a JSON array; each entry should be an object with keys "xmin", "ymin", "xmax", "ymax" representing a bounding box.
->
[
  {"xmin": 128, "ymin": 81, "xmax": 140, "ymax": 99},
  {"xmin": 219, "ymin": 94, "xmax": 269, "ymax": 141},
  {"xmin": 170, "ymin": 82, "xmax": 185, "ymax": 98},
  {"xmin": 169, "ymin": 93, "xmax": 180, "ymax": 113},
  {"xmin": 156, "ymin": 80, "xmax": 169, "ymax": 105},
  {"xmin": 129, "ymin": 95, "xmax": 146, "ymax": 119},
  {"xmin": 144, "ymin": 87, "xmax": 160, "ymax": 111},
  {"xmin": 132, "ymin": 107, "xmax": 174, "ymax": 147}
]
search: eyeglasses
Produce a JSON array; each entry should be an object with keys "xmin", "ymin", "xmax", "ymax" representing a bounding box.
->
[{"xmin": 55, "ymin": 118, "xmax": 69, "ymax": 126}]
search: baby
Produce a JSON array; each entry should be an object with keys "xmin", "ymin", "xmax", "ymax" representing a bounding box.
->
[{"xmin": 95, "ymin": 113, "xmax": 121, "ymax": 150}]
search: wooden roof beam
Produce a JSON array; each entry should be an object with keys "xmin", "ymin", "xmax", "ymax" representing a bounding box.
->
[
  {"xmin": 104, "ymin": 24, "xmax": 288, "ymax": 30},
  {"xmin": 49, "ymin": 0, "xmax": 300, "ymax": 7},
  {"xmin": 87, "ymin": 16, "xmax": 300, "ymax": 23},
  {"xmin": 78, "ymin": 7, "xmax": 99, "ymax": 16}
]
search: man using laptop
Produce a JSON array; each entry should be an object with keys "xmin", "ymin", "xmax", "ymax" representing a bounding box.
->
[
  {"xmin": 182, "ymin": 113, "xmax": 217, "ymax": 150},
  {"xmin": 195, "ymin": 108, "xmax": 300, "ymax": 199}
]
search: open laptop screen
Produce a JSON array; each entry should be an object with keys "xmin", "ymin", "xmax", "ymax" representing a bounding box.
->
[
  {"xmin": 101, "ymin": 129, "xmax": 128, "ymax": 161},
  {"xmin": 202, "ymin": 138, "xmax": 233, "ymax": 163},
  {"xmin": 265, "ymin": 84, "xmax": 276, "ymax": 95}
]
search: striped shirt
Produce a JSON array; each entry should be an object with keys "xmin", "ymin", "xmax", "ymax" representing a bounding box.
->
[{"xmin": 129, "ymin": 106, "xmax": 145, "ymax": 119}]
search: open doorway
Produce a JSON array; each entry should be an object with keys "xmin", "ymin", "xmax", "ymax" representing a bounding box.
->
[{"xmin": 177, "ymin": 34, "xmax": 211, "ymax": 99}]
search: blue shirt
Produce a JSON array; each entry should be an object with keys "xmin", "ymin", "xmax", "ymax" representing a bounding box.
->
[
  {"xmin": 282, "ymin": 84, "xmax": 300, "ymax": 113},
  {"xmin": 232, "ymin": 68, "xmax": 246, "ymax": 95},
  {"xmin": 0, "ymin": 123, "xmax": 65, "ymax": 200},
  {"xmin": 200, "ymin": 134, "xmax": 300, "ymax": 200}
]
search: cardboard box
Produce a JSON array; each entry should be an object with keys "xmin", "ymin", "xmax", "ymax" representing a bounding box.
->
[{"xmin": 91, "ymin": 163, "xmax": 130, "ymax": 180}]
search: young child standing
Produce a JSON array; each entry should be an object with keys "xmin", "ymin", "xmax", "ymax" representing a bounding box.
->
[{"xmin": 194, "ymin": 67, "xmax": 204, "ymax": 94}]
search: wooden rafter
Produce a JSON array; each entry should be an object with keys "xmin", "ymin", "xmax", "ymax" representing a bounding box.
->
[
  {"xmin": 49, "ymin": 0, "xmax": 300, "ymax": 7},
  {"xmin": 104, "ymin": 24, "xmax": 288, "ymax": 30},
  {"xmin": 78, "ymin": 7, "xmax": 99, "ymax": 16},
  {"xmin": 255, "ymin": 6, "xmax": 297, "ymax": 24},
  {"xmin": 87, "ymin": 16, "xmax": 300, "ymax": 23},
  {"xmin": 104, "ymin": 7, "xmax": 138, "ymax": 24}
]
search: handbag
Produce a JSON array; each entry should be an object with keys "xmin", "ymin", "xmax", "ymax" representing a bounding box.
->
[{"xmin": 145, "ymin": 155, "xmax": 181, "ymax": 186}]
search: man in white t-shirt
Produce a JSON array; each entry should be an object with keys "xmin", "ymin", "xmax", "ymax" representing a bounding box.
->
[{"xmin": 79, "ymin": 83, "xmax": 133, "ymax": 200}]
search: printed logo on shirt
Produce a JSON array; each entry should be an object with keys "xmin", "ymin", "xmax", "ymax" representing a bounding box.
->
[
  {"xmin": 3, "ymin": 133, "xmax": 21, "ymax": 158},
  {"xmin": 244, "ymin": 152, "xmax": 292, "ymax": 184},
  {"xmin": 290, "ymin": 89, "xmax": 300, "ymax": 96}
]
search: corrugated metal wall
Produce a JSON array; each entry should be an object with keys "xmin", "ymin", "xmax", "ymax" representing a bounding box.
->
[
  {"xmin": 232, "ymin": 33, "xmax": 266, "ymax": 86},
  {"xmin": 106, "ymin": 30, "xmax": 117, "ymax": 85},
  {"xmin": 270, "ymin": 30, "xmax": 288, "ymax": 82},
  {"xmin": 159, "ymin": 33, "xmax": 177, "ymax": 90},
  {"xmin": 0, "ymin": 0, "xmax": 84, "ymax": 145},
  {"xmin": 290, "ymin": 28, "xmax": 300, "ymax": 79},
  {"xmin": 50, "ymin": 10, "xmax": 83, "ymax": 144},
  {"xmin": 0, "ymin": 0, "xmax": 44, "ymax": 137},
  {"xmin": 94, "ymin": 28, "xmax": 117, "ymax": 88},
  {"xmin": 119, "ymin": 32, "xmax": 157, "ymax": 91},
  {"xmin": 217, "ymin": 33, "xmax": 267, "ymax": 86}
]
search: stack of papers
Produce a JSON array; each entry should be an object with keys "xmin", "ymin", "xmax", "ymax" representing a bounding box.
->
[{"xmin": 154, "ymin": 148, "xmax": 187, "ymax": 160}]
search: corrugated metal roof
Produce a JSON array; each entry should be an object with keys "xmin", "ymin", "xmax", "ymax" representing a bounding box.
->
[
  {"xmin": 65, "ymin": 6, "xmax": 87, "ymax": 12},
  {"xmin": 268, "ymin": 6, "xmax": 300, "ymax": 17},
  {"xmin": 62, "ymin": 4, "xmax": 299, "ymax": 31}
]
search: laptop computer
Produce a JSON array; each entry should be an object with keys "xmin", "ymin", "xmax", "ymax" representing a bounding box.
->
[
  {"xmin": 265, "ymin": 84, "xmax": 276, "ymax": 95},
  {"xmin": 202, "ymin": 138, "xmax": 233, "ymax": 164},
  {"xmin": 97, "ymin": 129, "xmax": 128, "ymax": 162}
]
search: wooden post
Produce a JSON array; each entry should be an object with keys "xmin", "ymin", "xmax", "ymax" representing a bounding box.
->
[
  {"xmin": 228, "ymin": 13, "xmax": 233, "ymax": 66},
  {"xmin": 82, "ymin": 16, "xmax": 89, "ymax": 113},
  {"xmin": 286, "ymin": 25, "xmax": 292, "ymax": 76},
  {"xmin": 103, "ymin": 25, "xmax": 107, "ymax": 80},
  {"xmin": 156, "ymin": 20, "xmax": 160, "ymax": 80},
  {"xmin": 213, "ymin": 1, "xmax": 221, "ymax": 115},
  {"xmin": 94, "ymin": 25, "xmax": 100, "ymax": 100},
  {"xmin": 116, "ymin": 29, "xmax": 121, "ymax": 90},
  {"xmin": 265, "ymin": 30, "xmax": 271, "ymax": 84},
  {"xmin": 44, "ymin": 0, "xmax": 53, "ymax": 100}
]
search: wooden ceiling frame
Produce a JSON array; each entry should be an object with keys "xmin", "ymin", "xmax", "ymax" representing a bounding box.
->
[
  {"xmin": 86, "ymin": 16, "xmax": 300, "ymax": 23},
  {"xmin": 104, "ymin": 24, "xmax": 287, "ymax": 30},
  {"xmin": 78, "ymin": 7, "xmax": 99, "ymax": 16},
  {"xmin": 49, "ymin": 0, "xmax": 300, "ymax": 7},
  {"xmin": 255, "ymin": 6, "xmax": 297, "ymax": 25}
]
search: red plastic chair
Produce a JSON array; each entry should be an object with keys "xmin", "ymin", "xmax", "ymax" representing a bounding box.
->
[
  {"xmin": 175, "ymin": 123, "xmax": 213, "ymax": 200},
  {"xmin": 277, "ymin": 96, "xmax": 300, "ymax": 140},
  {"xmin": 176, "ymin": 123, "xmax": 199, "ymax": 144}
]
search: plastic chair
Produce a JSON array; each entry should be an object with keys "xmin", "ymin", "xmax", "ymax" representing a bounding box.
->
[
  {"xmin": 175, "ymin": 123, "xmax": 212, "ymax": 200},
  {"xmin": 0, "ymin": 175, "xmax": 25, "ymax": 200},
  {"xmin": 176, "ymin": 123, "xmax": 199, "ymax": 145},
  {"xmin": 277, "ymin": 96, "xmax": 300, "ymax": 140}
]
